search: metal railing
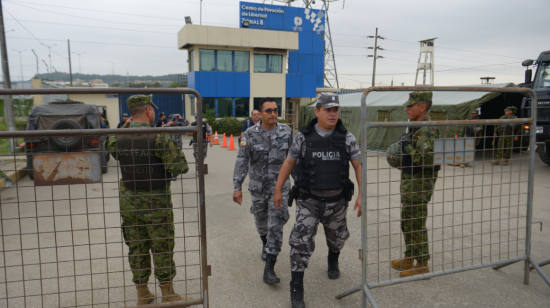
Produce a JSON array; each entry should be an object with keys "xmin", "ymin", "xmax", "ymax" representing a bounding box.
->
[
  {"xmin": 0, "ymin": 88, "xmax": 209, "ymax": 308},
  {"xmin": 335, "ymin": 86, "xmax": 550, "ymax": 307}
]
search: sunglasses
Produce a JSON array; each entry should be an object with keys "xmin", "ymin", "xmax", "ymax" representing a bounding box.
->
[{"xmin": 260, "ymin": 109, "xmax": 279, "ymax": 114}]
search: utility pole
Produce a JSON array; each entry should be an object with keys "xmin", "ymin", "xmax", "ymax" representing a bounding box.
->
[
  {"xmin": 368, "ymin": 28, "xmax": 384, "ymax": 87},
  {"xmin": 42, "ymin": 43, "xmax": 56, "ymax": 81},
  {"xmin": 12, "ymin": 49, "xmax": 25, "ymax": 82},
  {"xmin": 73, "ymin": 52, "xmax": 85, "ymax": 75},
  {"xmin": 31, "ymin": 49, "xmax": 39, "ymax": 78},
  {"xmin": 200, "ymin": 0, "xmax": 202, "ymax": 25},
  {"xmin": 108, "ymin": 61, "xmax": 114, "ymax": 85},
  {"xmin": 0, "ymin": 0, "xmax": 17, "ymax": 152},
  {"xmin": 67, "ymin": 39, "xmax": 73, "ymax": 87},
  {"xmin": 42, "ymin": 59, "xmax": 49, "ymax": 82}
]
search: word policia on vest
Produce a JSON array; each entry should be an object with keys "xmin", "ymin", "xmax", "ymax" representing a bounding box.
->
[{"xmin": 312, "ymin": 151, "xmax": 341, "ymax": 161}]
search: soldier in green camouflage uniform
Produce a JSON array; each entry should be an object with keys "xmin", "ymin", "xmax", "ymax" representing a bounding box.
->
[
  {"xmin": 457, "ymin": 110, "xmax": 484, "ymax": 167},
  {"xmin": 391, "ymin": 91, "xmax": 440, "ymax": 278},
  {"xmin": 104, "ymin": 95, "xmax": 190, "ymax": 305},
  {"xmin": 492, "ymin": 106, "xmax": 521, "ymax": 165}
]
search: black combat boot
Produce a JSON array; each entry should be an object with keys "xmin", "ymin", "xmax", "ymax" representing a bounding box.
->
[
  {"xmin": 327, "ymin": 250, "xmax": 340, "ymax": 279},
  {"xmin": 263, "ymin": 254, "xmax": 280, "ymax": 284},
  {"xmin": 260, "ymin": 235, "xmax": 267, "ymax": 261},
  {"xmin": 290, "ymin": 271, "xmax": 305, "ymax": 308}
]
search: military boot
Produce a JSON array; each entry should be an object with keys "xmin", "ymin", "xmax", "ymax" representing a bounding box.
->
[
  {"xmin": 503, "ymin": 159, "xmax": 509, "ymax": 166},
  {"xmin": 260, "ymin": 235, "xmax": 267, "ymax": 261},
  {"xmin": 327, "ymin": 250, "xmax": 340, "ymax": 279},
  {"xmin": 460, "ymin": 163, "xmax": 465, "ymax": 168},
  {"xmin": 159, "ymin": 282, "xmax": 191, "ymax": 303},
  {"xmin": 290, "ymin": 272, "xmax": 305, "ymax": 308},
  {"xmin": 491, "ymin": 158, "xmax": 500, "ymax": 165},
  {"xmin": 391, "ymin": 255, "xmax": 414, "ymax": 271},
  {"xmin": 263, "ymin": 254, "xmax": 280, "ymax": 284},
  {"xmin": 400, "ymin": 262, "xmax": 430, "ymax": 278},
  {"xmin": 135, "ymin": 284, "xmax": 155, "ymax": 305},
  {"xmin": 464, "ymin": 162, "xmax": 472, "ymax": 167}
]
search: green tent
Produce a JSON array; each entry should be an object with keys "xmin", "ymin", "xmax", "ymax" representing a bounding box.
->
[{"xmin": 300, "ymin": 83, "xmax": 526, "ymax": 149}]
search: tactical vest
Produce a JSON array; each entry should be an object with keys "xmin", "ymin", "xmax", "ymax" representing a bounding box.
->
[
  {"xmin": 192, "ymin": 121, "xmax": 208, "ymax": 141},
  {"xmin": 296, "ymin": 118, "xmax": 352, "ymax": 190},
  {"xmin": 117, "ymin": 134, "xmax": 170, "ymax": 190},
  {"xmin": 401, "ymin": 127, "xmax": 441, "ymax": 174}
]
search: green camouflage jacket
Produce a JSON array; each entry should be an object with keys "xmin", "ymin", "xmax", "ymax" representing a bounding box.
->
[
  {"xmin": 404, "ymin": 117, "xmax": 440, "ymax": 168},
  {"xmin": 495, "ymin": 115, "xmax": 521, "ymax": 136},
  {"xmin": 104, "ymin": 121, "xmax": 189, "ymax": 175},
  {"xmin": 458, "ymin": 118, "xmax": 484, "ymax": 138}
]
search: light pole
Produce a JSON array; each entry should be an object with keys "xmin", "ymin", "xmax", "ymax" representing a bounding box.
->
[
  {"xmin": 12, "ymin": 49, "xmax": 25, "ymax": 82},
  {"xmin": 41, "ymin": 43, "xmax": 56, "ymax": 80},
  {"xmin": 31, "ymin": 49, "xmax": 39, "ymax": 77},
  {"xmin": 107, "ymin": 61, "xmax": 114, "ymax": 85},
  {"xmin": 73, "ymin": 52, "xmax": 85, "ymax": 75},
  {"xmin": 42, "ymin": 59, "xmax": 49, "ymax": 82}
]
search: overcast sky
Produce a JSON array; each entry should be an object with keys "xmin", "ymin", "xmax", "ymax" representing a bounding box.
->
[{"xmin": 3, "ymin": 0, "xmax": 548, "ymax": 87}]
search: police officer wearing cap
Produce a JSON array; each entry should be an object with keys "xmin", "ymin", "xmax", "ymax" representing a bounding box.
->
[
  {"xmin": 233, "ymin": 97, "xmax": 293, "ymax": 285},
  {"xmin": 155, "ymin": 112, "xmax": 167, "ymax": 127},
  {"xmin": 388, "ymin": 91, "xmax": 440, "ymax": 278},
  {"xmin": 492, "ymin": 106, "xmax": 520, "ymax": 166},
  {"xmin": 117, "ymin": 113, "xmax": 130, "ymax": 128},
  {"xmin": 273, "ymin": 92, "xmax": 361, "ymax": 308},
  {"xmin": 104, "ymin": 95, "xmax": 190, "ymax": 305}
]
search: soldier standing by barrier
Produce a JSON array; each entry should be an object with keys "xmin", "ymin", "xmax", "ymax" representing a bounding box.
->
[
  {"xmin": 232, "ymin": 98, "xmax": 293, "ymax": 285},
  {"xmin": 458, "ymin": 110, "xmax": 484, "ymax": 168},
  {"xmin": 104, "ymin": 95, "xmax": 190, "ymax": 305},
  {"xmin": 492, "ymin": 106, "xmax": 520, "ymax": 166},
  {"xmin": 389, "ymin": 91, "xmax": 440, "ymax": 278},
  {"xmin": 273, "ymin": 93, "xmax": 361, "ymax": 308}
]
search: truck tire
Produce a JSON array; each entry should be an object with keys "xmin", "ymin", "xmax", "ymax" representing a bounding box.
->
[
  {"xmin": 26, "ymin": 155, "xmax": 34, "ymax": 180},
  {"xmin": 536, "ymin": 144, "xmax": 550, "ymax": 166},
  {"xmin": 50, "ymin": 119, "xmax": 83, "ymax": 150},
  {"xmin": 101, "ymin": 150, "xmax": 108, "ymax": 174}
]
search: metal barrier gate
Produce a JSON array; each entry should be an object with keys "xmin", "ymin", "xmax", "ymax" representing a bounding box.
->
[
  {"xmin": 336, "ymin": 86, "xmax": 550, "ymax": 307},
  {"xmin": 0, "ymin": 88, "xmax": 209, "ymax": 307}
]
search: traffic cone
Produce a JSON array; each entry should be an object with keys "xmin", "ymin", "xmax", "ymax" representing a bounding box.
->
[
  {"xmin": 229, "ymin": 134, "xmax": 236, "ymax": 150},
  {"xmin": 221, "ymin": 133, "xmax": 227, "ymax": 148},
  {"xmin": 213, "ymin": 131, "xmax": 219, "ymax": 145}
]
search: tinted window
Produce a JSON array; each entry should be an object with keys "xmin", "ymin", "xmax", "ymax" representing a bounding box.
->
[
  {"xmin": 217, "ymin": 50, "xmax": 233, "ymax": 72},
  {"xmin": 199, "ymin": 49, "xmax": 215, "ymax": 71},
  {"xmin": 235, "ymin": 51, "xmax": 250, "ymax": 72},
  {"xmin": 254, "ymin": 54, "xmax": 267, "ymax": 73}
]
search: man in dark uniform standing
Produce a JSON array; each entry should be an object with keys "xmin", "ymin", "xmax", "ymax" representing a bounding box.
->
[
  {"xmin": 273, "ymin": 93, "xmax": 362, "ymax": 308},
  {"xmin": 155, "ymin": 112, "xmax": 167, "ymax": 127},
  {"xmin": 117, "ymin": 113, "xmax": 130, "ymax": 128}
]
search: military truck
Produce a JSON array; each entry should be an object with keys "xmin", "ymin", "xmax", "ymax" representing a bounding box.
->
[
  {"xmin": 520, "ymin": 50, "xmax": 550, "ymax": 165},
  {"xmin": 24, "ymin": 100, "xmax": 109, "ymax": 179}
]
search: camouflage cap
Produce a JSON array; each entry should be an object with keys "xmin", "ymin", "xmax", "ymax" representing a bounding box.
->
[
  {"xmin": 504, "ymin": 106, "xmax": 517, "ymax": 113},
  {"xmin": 471, "ymin": 109, "xmax": 479, "ymax": 114},
  {"xmin": 316, "ymin": 92, "xmax": 340, "ymax": 109},
  {"xmin": 403, "ymin": 91, "xmax": 433, "ymax": 106},
  {"xmin": 126, "ymin": 95, "xmax": 158, "ymax": 109}
]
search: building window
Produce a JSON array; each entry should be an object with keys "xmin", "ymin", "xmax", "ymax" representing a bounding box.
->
[
  {"xmin": 254, "ymin": 54, "xmax": 267, "ymax": 73},
  {"xmin": 254, "ymin": 54, "xmax": 283, "ymax": 73},
  {"xmin": 377, "ymin": 110, "xmax": 391, "ymax": 122},
  {"xmin": 340, "ymin": 110, "xmax": 352, "ymax": 125},
  {"xmin": 431, "ymin": 110, "xmax": 447, "ymax": 121},
  {"xmin": 189, "ymin": 50, "xmax": 194, "ymax": 72},
  {"xmin": 254, "ymin": 97, "xmax": 282, "ymax": 113},
  {"xmin": 269, "ymin": 55, "xmax": 282, "ymax": 73},
  {"xmin": 203, "ymin": 98, "xmax": 216, "ymax": 113},
  {"xmin": 217, "ymin": 50, "xmax": 233, "ymax": 72},
  {"xmin": 199, "ymin": 49, "xmax": 215, "ymax": 71},
  {"xmin": 235, "ymin": 51, "xmax": 250, "ymax": 72},
  {"xmin": 218, "ymin": 98, "xmax": 233, "ymax": 117},
  {"xmin": 235, "ymin": 98, "xmax": 250, "ymax": 117}
]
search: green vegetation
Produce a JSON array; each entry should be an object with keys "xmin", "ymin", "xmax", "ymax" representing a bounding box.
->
[
  {"xmin": 0, "ymin": 98, "xmax": 34, "ymax": 117},
  {"xmin": 0, "ymin": 120, "xmax": 27, "ymax": 154}
]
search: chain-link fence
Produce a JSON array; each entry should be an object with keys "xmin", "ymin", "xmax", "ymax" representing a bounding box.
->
[
  {"xmin": 0, "ymin": 88, "xmax": 209, "ymax": 308},
  {"xmin": 336, "ymin": 86, "xmax": 550, "ymax": 308}
]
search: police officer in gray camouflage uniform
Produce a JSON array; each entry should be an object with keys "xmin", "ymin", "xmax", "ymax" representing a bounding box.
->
[
  {"xmin": 233, "ymin": 97, "xmax": 293, "ymax": 284},
  {"xmin": 274, "ymin": 93, "xmax": 362, "ymax": 308}
]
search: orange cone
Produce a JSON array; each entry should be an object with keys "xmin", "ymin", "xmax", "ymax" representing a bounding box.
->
[
  {"xmin": 214, "ymin": 131, "xmax": 219, "ymax": 145},
  {"xmin": 229, "ymin": 134, "xmax": 236, "ymax": 150},
  {"xmin": 221, "ymin": 133, "xmax": 227, "ymax": 148}
]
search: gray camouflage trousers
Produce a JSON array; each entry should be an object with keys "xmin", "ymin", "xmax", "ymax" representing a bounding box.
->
[
  {"xmin": 250, "ymin": 189, "xmax": 290, "ymax": 256},
  {"xmin": 289, "ymin": 197, "xmax": 350, "ymax": 272}
]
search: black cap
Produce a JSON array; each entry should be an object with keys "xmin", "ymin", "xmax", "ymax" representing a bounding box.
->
[
  {"xmin": 159, "ymin": 112, "xmax": 166, "ymax": 116},
  {"xmin": 122, "ymin": 113, "xmax": 129, "ymax": 117}
]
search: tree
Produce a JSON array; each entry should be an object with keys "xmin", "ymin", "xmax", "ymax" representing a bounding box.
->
[{"xmin": 168, "ymin": 81, "xmax": 179, "ymax": 88}]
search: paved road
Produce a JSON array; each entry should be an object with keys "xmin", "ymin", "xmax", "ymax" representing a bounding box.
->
[{"xmin": 0, "ymin": 134, "xmax": 548, "ymax": 307}]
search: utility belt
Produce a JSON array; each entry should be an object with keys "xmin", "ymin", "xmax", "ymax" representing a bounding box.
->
[{"xmin": 288, "ymin": 185, "xmax": 354, "ymax": 207}]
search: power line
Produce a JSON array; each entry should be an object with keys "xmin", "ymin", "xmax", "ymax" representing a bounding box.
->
[{"xmin": 7, "ymin": 36, "xmax": 174, "ymax": 49}]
